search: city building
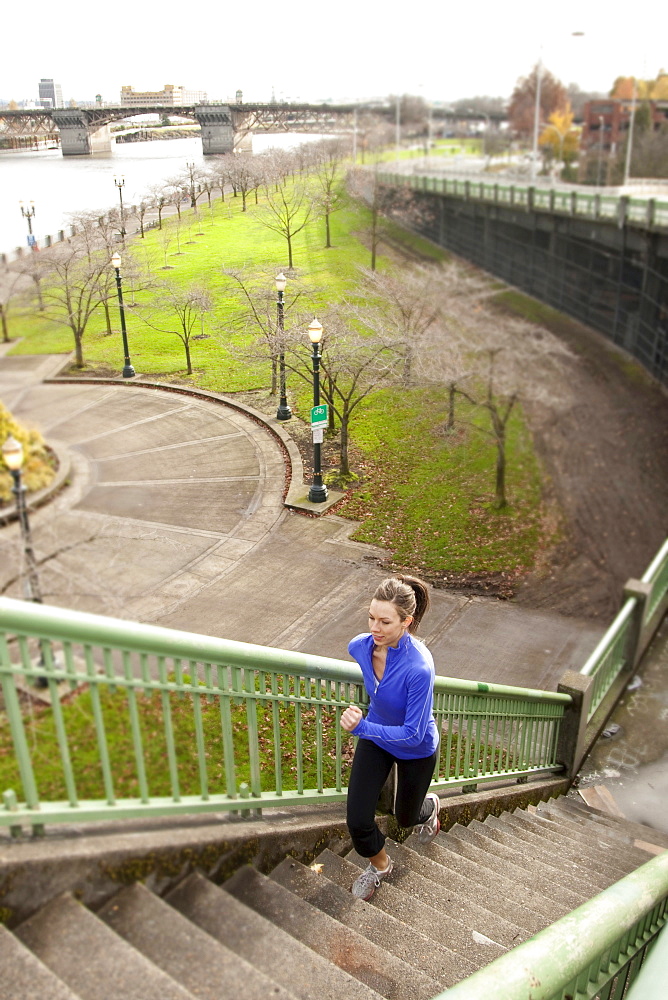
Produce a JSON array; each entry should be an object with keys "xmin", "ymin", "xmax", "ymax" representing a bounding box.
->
[
  {"xmin": 120, "ymin": 85, "xmax": 208, "ymax": 108},
  {"xmin": 38, "ymin": 78, "xmax": 63, "ymax": 109},
  {"xmin": 583, "ymin": 98, "xmax": 668, "ymax": 154}
]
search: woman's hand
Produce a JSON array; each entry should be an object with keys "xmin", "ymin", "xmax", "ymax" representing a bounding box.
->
[{"xmin": 340, "ymin": 704, "xmax": 363, "ymax": 732}]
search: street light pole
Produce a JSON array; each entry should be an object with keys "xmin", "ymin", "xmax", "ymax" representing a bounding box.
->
[
  {"xmin": 110, "ymin": 253, "xmax": 136, "ymax": 378},
  {"xmin": 2, "ymin": 436, "xmax": 43, "ymax": 604},
  {"xmin": 530, "ymin": 57, "xmax": 543, "ymax": 183},
  {"xmin": 275, "ymin": 273, "xmax": 292, "ymax": 421},
  {"xmin": 307, "ymin": 318, "xmax": 328, "ymax": 504},
  {"xmin": 19, "ymin": 201, "xmax": 36, "ymax": 248},
  {"xmin": 114, "ymin": 175, "xmax": 126, "ymax": 239}
]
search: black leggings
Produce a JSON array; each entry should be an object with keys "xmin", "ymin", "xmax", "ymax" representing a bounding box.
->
[{"xmin": 346, "ymin": 738, "xmax": 439, "ymax": 858}]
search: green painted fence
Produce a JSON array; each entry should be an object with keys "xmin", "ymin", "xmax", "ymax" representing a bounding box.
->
[
  {"xmin": 0, "ymin": 597, "xmax": 569, "ymax": 831},
  {"xmin": 378, "ymin": 170, "xmax": 668, "ymax": 231},
  {"xmin": 581, "ymin": 538, "xmax": 668, "ymax": 721},
  {"xmin": 435, "ymin": 851, "xmax": 668, "ymax": 1000}
]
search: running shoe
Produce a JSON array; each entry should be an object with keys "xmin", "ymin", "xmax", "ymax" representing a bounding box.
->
[
  {"xmin": 351, "ymin": 856, "xmax": 394, "ymax": 900},
  {"xmin": 416, "ymin": 792, "xmax": 441, "ymax": 844}
]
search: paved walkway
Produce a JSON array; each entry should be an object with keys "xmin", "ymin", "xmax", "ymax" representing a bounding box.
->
[{"xmin": 0, "ymin": 353, "xmax": 604, "ymax": 691}]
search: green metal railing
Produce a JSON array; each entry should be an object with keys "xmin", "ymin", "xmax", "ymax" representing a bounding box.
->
[
  {"xmin": 0, "ymin": 597, "xmax": 569, "ymax": 831},
  {"xmin": 581, "ymin": 538, "xmax": 668, "ymax": 721},
  {"xmin": 378, "ymin": 170, "xmax": 668, "ymax": 231},
  {"xmin": 435, "ymin": 850, "xmax": 668, "ymax": 1000}
]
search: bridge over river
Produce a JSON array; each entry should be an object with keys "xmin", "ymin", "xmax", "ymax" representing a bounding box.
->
[{"xmin": 0, "ymin": 103, "xmax": 380, "ymax": 156}]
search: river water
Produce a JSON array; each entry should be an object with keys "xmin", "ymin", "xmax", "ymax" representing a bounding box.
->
[{"xmin": 0, "ymin": 133, "xmax": 317, "ymax": 257}]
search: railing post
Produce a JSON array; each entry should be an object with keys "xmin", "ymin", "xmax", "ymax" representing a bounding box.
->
[
  {"xmin": 556, "ymin": 670, "xmax": 595, "ymax": 778},
  {"xmin": 623, "ymin": 578, "xmax": 654, "ymax": 668}
]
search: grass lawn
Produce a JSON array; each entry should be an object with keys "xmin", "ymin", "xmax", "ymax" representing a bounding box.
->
[{"xmin": 5, "ymin": 175, "xmax": 556, "ymax": 587}]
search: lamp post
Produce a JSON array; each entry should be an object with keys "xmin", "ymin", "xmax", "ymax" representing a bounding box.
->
[
  {"xmin": 110, "ymin": 253, "xmax": 135, "ymax": 378},
  {"xmin": 275, "ymin": 273, "xmax": 292, "ymax": 420},
  {"xmin": 2, "ymin": 436, "xmax": 43, "ymax": 604},
  {"xmin": 597, "ymin": 115, "xmax": 605, "ymax": 187},
  {"xmin": 114, "ymin": 175, "xmax": 126, "ymax": 238},
  {"xmin": 19, "ymin": 201, "xmax": 36, "ymax": 248},
  {"xmin": 530, "ymin": 57, "xmax": 543, "ymax": 183},
  {"xmin": 307, "ymin": 318, "xmax": 328, "ymax": 504}
]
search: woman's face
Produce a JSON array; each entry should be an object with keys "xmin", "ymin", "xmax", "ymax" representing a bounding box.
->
[{"xmin": 368, "ymin": 599, "xmax": 412, "ymax": 649}]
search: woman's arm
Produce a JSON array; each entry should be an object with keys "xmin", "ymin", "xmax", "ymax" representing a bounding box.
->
[{"xmin": 350, "ymin": 670, "xmax": 434, "ymax": 748}]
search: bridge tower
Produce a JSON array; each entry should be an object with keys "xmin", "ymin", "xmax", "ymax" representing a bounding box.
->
[
  {"xmin": 52, "ymin": 109, "xmax": 111, "ymax": 155},
  {"xmin": 193, "ymin": 105, "xmax": 235, "ymax": 155}
]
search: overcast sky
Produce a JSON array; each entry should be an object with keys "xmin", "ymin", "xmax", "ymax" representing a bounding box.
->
[{"xmin": 2, "ymin": 1, "xmax": 665, "ymax": 106}]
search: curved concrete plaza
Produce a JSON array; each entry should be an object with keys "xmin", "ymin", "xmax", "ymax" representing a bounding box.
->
[{"xmin": 0, "ymin": 351, "xmax": 603, "ymax": 691}]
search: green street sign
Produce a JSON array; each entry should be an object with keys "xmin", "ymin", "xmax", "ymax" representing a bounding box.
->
[{"xmin": 311, "ymin": 404, "xmax": 328, "ymax": 428}]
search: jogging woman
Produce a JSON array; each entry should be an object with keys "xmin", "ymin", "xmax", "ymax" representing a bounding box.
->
[{"xmin": 340, "ymin": 575, "xmax": 441, "ymax": 900}]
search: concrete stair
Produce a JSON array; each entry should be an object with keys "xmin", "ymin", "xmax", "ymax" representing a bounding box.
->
[{"xmin": 2, "ymin": 798, "xmax": 665, "ymax": 1000}]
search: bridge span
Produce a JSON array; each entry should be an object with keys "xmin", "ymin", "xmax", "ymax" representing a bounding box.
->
[{"xmin": 0, "ymin": 103, "xmax": 370, "ymax": 156}]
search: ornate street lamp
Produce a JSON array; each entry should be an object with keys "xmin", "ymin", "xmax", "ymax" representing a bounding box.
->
[
  {"xmin": 275, "ymin": 272, "xmax": 292, "ymax": 421},
  {"xmin": 19, "ymin": 201, "xmax": 36, "ymax": 248},
  {"xmin": 2, "ymin": 436, "xmax": 43, "ymax": 603},
  {"xmin": 114, "ymin": 175, "xmax": 126, "ymax": 238},
  {"xmin": 110, "ymin": 253, "xmax": 136, "ymax": 378},
  {"xmin": 307, "ymin": 318, "xmax": 328, "ymax": 504}
]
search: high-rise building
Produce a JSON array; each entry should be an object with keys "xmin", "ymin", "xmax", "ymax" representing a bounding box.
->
[{"xmin": 38, "ymin": 78, "xmax": 63, "ymax": 109}]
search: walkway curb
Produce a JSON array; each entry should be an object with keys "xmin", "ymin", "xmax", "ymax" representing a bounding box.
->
[{"xmin": 44, "ymin": 373, "xmax": 343, "ymax": 516}]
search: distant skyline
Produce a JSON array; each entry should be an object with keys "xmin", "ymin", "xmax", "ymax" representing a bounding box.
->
[{"xmin": 2, "ymin": 1, "xmax": 665, "ymax": 108}]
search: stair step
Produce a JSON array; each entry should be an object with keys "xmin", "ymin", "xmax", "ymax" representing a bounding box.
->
[
  {"xmin": 449, "ymin": 822, "xmax": 599, "ymax": 899},
  {"xmin": 315, "ymin": 848, "xmax": 505, "ymax": 971},
  {"xmin": 0, "ymin": 924, "xmax": 82, "ymax": 1000},
  {"xmin": 14, "ymin": 892, "xmax": 196, "ymax": 1000},
  {"xmin": 408, "ymin": 833, "xmax": 567, "ymax": 926},
  {"xmin": 440, "ymin": 825, "xmax": 587, "ymax": 909},
  {"xmin": 224, "ymin": 863, "xmax": 440, "ymax": 1000},
  {"xmin": 269, "ymin": 855, "xmax": 475, "ymax": 989},
  {"xmin": 346, "ymin": 844, "xmax": 528, "ymax": 949},
  {"xmin": 484, "ymin": 814, "xmax": 635, "ymax": 883},
  {"xmin": 402, "ymin": 832, "xmax": 552, "ymax": 934},
  {"xmin": 509, "ymin": 809, "xmax": 652, "ymax": 869},
  {"xmin": 97, "ymin": 881, "xmax": 298, "ymax": 1000},
  {"xmin": 166, "ymin": 870, "xmax": 383, "ymax": 1000},
  {"xmin": 539, "ymin": 799, "xmax": 668, "ymax": 850}
]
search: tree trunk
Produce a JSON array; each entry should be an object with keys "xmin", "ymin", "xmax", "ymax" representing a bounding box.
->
[
  {"xmin": 158, "ymin": 206, "xmax": 163, "ymax": 229},
  {"xmin": 325, "ymin": 211, "xmax": 331, "ymax": 248},
  {"xmin": 447, "ymin": 384, "xmax": 456, "ymax": 430},
  {"xmin": 103, "ymin": 300, "xmax": 112, "ymax": 336},
  {"xmin": 184, "ymin": 340, "xmax": 193, "ymax": 376},
  {"xmin": 495, "ymin": 431, "xmax": 507, "ymax": 508},
  {"xmin": 339, "ymin": 412, "xmax": 350, "ymax": 476},
  {"xmin": 241, "ymin": 190, "xmax": 247, "ymax": 211},
  {"xmin": 287, "ymin": 235, "xmax": 293, "ymax": 269},
  {"xmin": 271, "ymin": 356, "xmax": 277, "ymax": 395},
  {"xmin": 0, "ymin": 304, "xmax": 8, "ymax": 343},
  {"xmin": 74, "ymin": 331, "xmax": 84, "ymax": 368}
]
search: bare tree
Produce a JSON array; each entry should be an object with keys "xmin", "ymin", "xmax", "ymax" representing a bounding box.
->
[
  {"xmin": 148, "ymin": 184, "xmax": 170, "ymax": 229},
  {"xmin": 225, "ymin": 156, "xmax": 260, "ymax": 212},
  {"xmin": 312, "ymin": 139, "xmax": 348, "ymax": 248},
  {"xmin": 140, "ymin": 284, "xmax": 213, "ymax": 375},
  {"xmin": 224, "ymin": 269, "xmax": 304, "ymax": 394},
  {"xmin": 256, "ymin": 182, "xmax": 313, "ymax": 269},
  {"xmin": 0, "ymin": 269, "xmax": 29, "ymax": 342},
  {"xmin": 452, "ymin": 313, "xmax": 572, "ymax": 508},
  {"xmin": 36, "ymin": 243, "xmax": 114, "ymax": 368},
  {"xmin": 284, "ymin": 313, "xmax": 398, "ymax": 477}
]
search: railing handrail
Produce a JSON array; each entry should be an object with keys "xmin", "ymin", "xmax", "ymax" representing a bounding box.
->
[
  {"xmin": 435, "ymin": 851, "xmax": 668, "ymax": 998},
  {"xmin": 0, "ymin": 597, "xmax": 571, "ymax": 705},
  {"xmin": 579, "ymin": 595, "xmax": 636, "ymax": 678},
  {"xmin": 376, "ymin": 169, "xmax": 668, "ymax": 233},
  {"xmin": 642, "ymin": 537, "xmax": 668, "ymax": 585}
]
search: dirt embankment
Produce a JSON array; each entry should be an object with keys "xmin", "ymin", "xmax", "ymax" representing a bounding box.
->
[{"xmin": 512, "ymin": 317, "xmax": 668, "ymax": 620}]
